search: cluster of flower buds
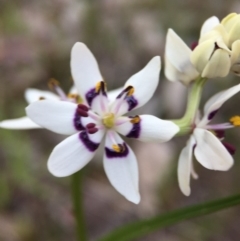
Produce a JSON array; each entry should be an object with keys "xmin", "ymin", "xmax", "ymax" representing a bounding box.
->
[{"xmin": 192, "ymin": 13, "xmax": 240, "ymax": 78}]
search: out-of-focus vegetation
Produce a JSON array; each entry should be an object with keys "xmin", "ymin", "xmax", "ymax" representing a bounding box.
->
[{"xmin": 1, "ymin": 0, "xmax": 240, "ymax": 240}]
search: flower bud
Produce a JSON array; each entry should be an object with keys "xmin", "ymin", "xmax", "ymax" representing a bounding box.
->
[
  {"xmin": 221, "ymin": 13, "xmax": 240, "ymax": 46},
  {"xmin": 191, "ymin": 39, "xmax": 231, "ymax": 78},
  {"xmin": 231, "ymin": 40, "xmax": 240, "ymax": 75}
]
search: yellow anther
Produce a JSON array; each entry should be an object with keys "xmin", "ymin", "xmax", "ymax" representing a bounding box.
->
[
  {"xmin": 112, "ymin": 144, "xmax": 121, "ymax": 152},
  {"xmin": 68, "ymin": 94, "xmax": 83, "ymax": 104},
  {"xmin": 130, "ymin": 116, "xmax": 140, "ymax": 124},
  {"xmin": 112, "ymin": 144, "xmax": 125, "ymax": 153},
  {"xmin": 95, "ymin": 81, "xmax": 107, "ymax": 93},
  {"xmin": 39, "ymin": 96, "xmax": 46, "ymax": 100},
  {"xmin": 48, "ymin": 78, "xmax": 60, "ymax": 89},
  {"xmin": 230, "ymin": 115, "xmax": 240, "ymax": 126},
  {"xmin": 103, "ymin": 113, "xmax": 115, "ymax": 128},
  {"xmin": 127, "ymin": 86, "xmax": 134, "ymax": 96}
]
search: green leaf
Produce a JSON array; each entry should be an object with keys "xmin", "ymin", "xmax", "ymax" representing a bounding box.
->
[{"xmin": 98, "ymin": 194, "xmax": 240, "ymax": 241}]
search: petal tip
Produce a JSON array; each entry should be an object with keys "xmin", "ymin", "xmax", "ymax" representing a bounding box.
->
[{"xmin": 127, "ymin": 192, "xmax": 141, "ymax": 204}]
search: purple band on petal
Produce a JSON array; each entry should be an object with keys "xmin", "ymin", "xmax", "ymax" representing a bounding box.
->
[
  {"xmin": 79, "ymin": 131, "xmax": 99, "ymax": 152},
  {"xmin": 105, "ymin": 143, "xmax": 129, "ymax": 158},
  {"xmin": 85, "ymin": 82, "xmax": 107, "ymax": 107},
  {"xmin": 116, "ymin": 86, "xmax": 138, "ymax": 111},
  {"xmin": 208, "ymin": 109, "xmax": 218, "ymax": 120},
  {"xmin": 126, "ymin": 116, "xmax": 141, "ymax": 138},
  {"xmin": 74, "ymin": 110, "xmax": 85, "ymax": 131},
  {"xmin": 222, "ymin": 141, "xmax": 236, "ymax": 156}
]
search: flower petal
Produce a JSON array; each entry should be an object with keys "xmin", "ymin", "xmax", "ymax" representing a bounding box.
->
[
  {"xmin": 198, "ymin": 83, "xmax": 240, "ymax": 127},
  {"xmin": 115, "ymin": 115, "xmax": 179, "ymax": 142},
  {"xmin": 107, "ymin": 87, "xmax": 123, "ymax": 103},
  {"xmin": 200, "ymin": 16, "xmax": 220, "ymax": 37},
  {"xmin": 165, "ymin": 29, "xmax": 199, "ymax": 84},
  {"xmin": 110, "ymin": 56, "xmax": 161, "ymax": 116},
  {"xmin": 25, "ymin": 88, "xmax": 59, "ymax": 104},
  {"xmin": 103, "ymin": 131, "xmax": 140, "ymax": 204},
  {"xmin": 70, "ymin": 42, "xmax": 104, "ymax": 106},
  {"xmin": 48, "ymin": 130, "xmax": 104, "ymax": 177},
  {"xmin": 26, "ymin": 100, "xmax": 92, "ymax": 135},
  {"xmin": 201, "ymin": 48, "xmax": 231, "ymax": 78},
  {"xmin": 177, "ymin": 136, "xmax": 195, "ymax": 196},
  {"xmin": 0, "ymin": 116, "xmax": 40, "ymax": 129},
  {"xmin": 193, "ymin": 128, "xmax": 233, "ymax": 171}
]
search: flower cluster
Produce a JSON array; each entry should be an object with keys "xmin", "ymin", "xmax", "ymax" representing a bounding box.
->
[{"xmin": 1, "ymin": 13, "xmax": 240, "ymax": 204}]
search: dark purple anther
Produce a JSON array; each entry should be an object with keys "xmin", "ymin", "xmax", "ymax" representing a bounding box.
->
[
  {"xmin": 86, "ymin": 123, "xmax": 96, "ymax": 129},
  {"xmin": 215, "ymin": 129, "xmax": 225, "ymax": 139},
  {"xmin": 105, "ymin": 143, "xmax": 129, "ymax": 158},
  {"xmin": 208, "ymin": 109, "xmax": 218, "ymax": 120},
  {"xmin": 78, "ymin": 104, "xmax": 89, "ymax": 111},
  {"xmin": 222, "ymin": 142, "xmax": 236, "ymax": 156},
  {"xmin": 87, "ymin": 127, "xmax": 98, "ymax": 134},
  {"xmin": 79, "ymin": 131, "xmax": 100, "ymax": 152},
  {"xmin": 77, "ymin": 108, "xmax": 89, "ymax": 117}
]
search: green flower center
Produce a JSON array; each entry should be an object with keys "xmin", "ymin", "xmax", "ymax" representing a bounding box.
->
[{"xmin": 103, "ymin": 113, "xmax": 115, "ymax": 129}]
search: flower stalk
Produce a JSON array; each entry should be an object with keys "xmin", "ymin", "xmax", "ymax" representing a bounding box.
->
[
  {"xmin": 71, "ymin": 170, "xmax": 88, "ymax": 241},
  {"xmin": 172, "ymin": 77, "xmax": 207, "ymax": 135}
]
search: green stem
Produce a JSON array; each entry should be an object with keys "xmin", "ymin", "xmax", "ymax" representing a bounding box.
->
[
  {"xmin": 71, "ymin": 170, "xmax": 88, "ymax": 241},
  {"xmin": 172, "ymin": 77, "xmax": 207, "ymax": 136},
  {"xmin": 98, "ymin": 193, "xmax": 240, "ymax": 241}
]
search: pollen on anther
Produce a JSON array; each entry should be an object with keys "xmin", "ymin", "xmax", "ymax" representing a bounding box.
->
[
  {"xmin": 130, "ymin": 115, "xmax": 140, "ymax": 124},
  {"xmin": 230, "ymin": 115, "xmax": 240, "ymax": 126},
  {"xmin": 127, "ymin": 86, "xmax": 134, "ymax": 96},
  {"xmin": 112, "ymin": 144, "xmax": 125, "ymax": 153},
  {"xmin": 48, "ymin": 78, "xmax": 60, "ymax": 89}
]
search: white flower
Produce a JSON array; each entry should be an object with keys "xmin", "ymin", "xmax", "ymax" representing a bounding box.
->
[
  {"xmin": 178, "ymin": 84, "xmax": 240, "ymax": 196},
  {"xmin": 0, "ymin": 80, "xmax": 122, "ymax": 130},
  {"xmin": 26, "ymin": 42, "xmax": 179, "ymax": 204}
]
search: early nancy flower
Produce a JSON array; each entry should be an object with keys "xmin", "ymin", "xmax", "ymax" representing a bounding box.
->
[
  {"xmin": 26, "ymin": 42, "xmax": 179, "ymax": 204},
  {"xmin": 178, "ymin": 83, "xmax": 240, "ymax": 196}
]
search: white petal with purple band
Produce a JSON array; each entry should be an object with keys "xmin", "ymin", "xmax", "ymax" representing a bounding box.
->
[
  {"xmin": 193, "ymin": 128, "xmax": 233, "ymax": 171},
  {"xmin": 110, "ymin": 57, "xmax": 161, "ymax": 117},
  {"xmin": 71, "ymin": 43, "xmax": 103, "ymax": 107},
  {"xmin": 103, "ymin": 131, "xmax": 140, "ymax": 204},
  {"xmin": 26, "ymin": 100, "xmax": 91, "ymax": 135},
  {"xmin": 48, "ymin": 130, "xmax": 104, "ymax": 177},
  {"xmin": 115, "ymin": 115, "xmax": 179, "ymax": 142},
  {"xmin": 198, "ymin": 84, "xmax": 240, "ymax": 127}
]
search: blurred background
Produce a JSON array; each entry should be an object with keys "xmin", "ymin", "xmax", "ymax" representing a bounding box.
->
[{"xmin": 1, "ymin": 0, "xmax": 240, "ymax": 240}]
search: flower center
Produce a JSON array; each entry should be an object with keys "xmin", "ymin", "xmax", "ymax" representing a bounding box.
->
[{"xmin": 103, "ymin": 113, "xmax": 115, "ymax": 129}]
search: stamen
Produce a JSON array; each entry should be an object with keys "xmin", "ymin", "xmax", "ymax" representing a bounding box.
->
[
  {"xmin": 77, "ymin": 104, "xmax": 89, "ymax": 117},
  {"xmin": 48, "ymin": 78, "xmax": 68, "ymax": 100},
  {"xmin": 130, "ymin": 116, "xmax": 140, "ymax": 124},
  {"xmin": 48, "ymin": 78, "xmax": 60, "ymax": 89},
  {"xmin": 78, "ymin": 104, "xmax": 89, "ymax": 111},
  {"xmin": 86, "ymin": 123, "xmax": 96, "ymax": 129},
  {"xmin": 39, "ymin": 96, "xmax": 46, "ymax": 100},
  {"xmin": 95, "ymin": 81, "xmax": 107, "ymax": 93},
  {"xmin": 112, "ymin": 144, "xmax": 125, "ymax": 153},
  {"xmin": 230, "ymin": 116, "xmax": 240, "ymax": 126},
  {"xmin": 87, "ymin": 127, "xmax": 98, "ymax": 134},
  {"xmin": 127, "ymin": 86, "xmax": 134, "ymax": 96}
]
